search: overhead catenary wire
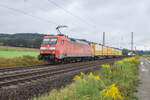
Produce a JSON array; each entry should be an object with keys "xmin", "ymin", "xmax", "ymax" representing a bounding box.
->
[
  {"xmin": 1, "ymin": 1, "xmax": 100, "ymax": 36},
  {"xmin": 0, "ymin": 1, "xmax": 132, "ymax": 50},
  {"xmin": 47, "ymin": 0, "xmax": 97, "ymax": 29},
  {"xmin": 0, "ymin": 2, "xmax": 97, "ymax": 36},
  {"xmin": 22, "ymin": 0, "xmax": 98, "ymax": 34},
  {"xmin": 0, "ymin": 3, "xmax": 57, "ymax": 25}
]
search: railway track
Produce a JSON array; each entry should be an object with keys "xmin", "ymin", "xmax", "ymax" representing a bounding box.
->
[
  {"xmin": 0, "ymin": 57, "xmax": 124, "ymax": 100},
  {"xmin": 0, "ymin": 58, "xmax": 116, "ymax": 88},
  {"xmin": 0, "ymin": 57, "xmax": 125, "ymax": 73},
  {"xmin": 0, "ymin": 64, "xmax": 50, "ymax": 73},
  {"xmin": 0, "ymin": 60, "xmax": 98, "ymax": 75},
  {"xmin": 0, "ymin": 60, "xmax": 99, "ymax": 74}
]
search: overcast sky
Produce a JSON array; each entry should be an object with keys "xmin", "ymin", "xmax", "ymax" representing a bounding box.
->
[{"xmin": 0, "ymin": 0, "xmax": 150, "ymax": 50}]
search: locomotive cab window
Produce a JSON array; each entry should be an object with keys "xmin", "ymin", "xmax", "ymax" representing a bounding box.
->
[
  {"xmin": 61, "ymin": 40, "xmax": 64, "ymax": 45},
  {"xmin": 43, "ymin": 38, "xmax": 57, "ymax": 44}
]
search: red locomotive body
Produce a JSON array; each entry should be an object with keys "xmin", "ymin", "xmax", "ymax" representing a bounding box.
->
[{"xmin": 39, "ymin": 34, "xmax": 94, "ymax": 63}]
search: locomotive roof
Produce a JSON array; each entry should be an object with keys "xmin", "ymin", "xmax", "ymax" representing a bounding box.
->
[
  {"xmin": 44, "ymin": 34, "xmax": 122, "ymax": 50},
  {"xmin": 44, "ymin": 34, "xmax": 91, "ymax": 44},
  {"xmin": 43, "ymin": 34, "xmax": 122, "ymax": 50}
]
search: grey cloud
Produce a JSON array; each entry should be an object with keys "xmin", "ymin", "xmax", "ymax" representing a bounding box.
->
[{"xmin": 0, "ymin": 0, "xmax": 150, "ymax": 50}]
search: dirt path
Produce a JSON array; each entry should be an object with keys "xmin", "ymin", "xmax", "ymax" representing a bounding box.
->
[{"xmin": 137, "ymin": 57, "xmax": 150, "ymax": 100}]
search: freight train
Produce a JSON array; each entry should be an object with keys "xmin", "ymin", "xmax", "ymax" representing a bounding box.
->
[{"xmin": 38, "ymin": 34, "xmax": 122, "ymax": 63}]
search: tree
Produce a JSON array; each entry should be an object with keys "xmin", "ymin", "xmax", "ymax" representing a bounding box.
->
[
  {"xmin": 122, "ymin": 48, "xmax": 129, "ymax": 56},
  {"xmin": 0, "ymin": 33, "xmax": 44, "ymax": 48}
]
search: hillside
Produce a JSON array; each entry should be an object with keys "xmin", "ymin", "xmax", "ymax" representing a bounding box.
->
[{"xmin": 0, "ymin": 33, "xmax": 45, "ymax": 48}]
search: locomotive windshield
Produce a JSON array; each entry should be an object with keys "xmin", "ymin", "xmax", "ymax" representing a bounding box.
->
[{"xmin": 43, "ymin": 38, "xmax": 57, "ymax": 44}]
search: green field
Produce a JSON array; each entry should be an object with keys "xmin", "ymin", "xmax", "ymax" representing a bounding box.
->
[
  {"xmin": 143, "ymin": 55, "xmax": 150, "ymax": 60},
  {"xmin": 0, "ymin": 51, "xmax": 39, "ymax": 58},
  {"xmin": 0, "ymin": 46, "xmax": 45, "ymax": 68},
  {"xmin": 0, "ymin": 46, "xmax": 39, "ymax": 58}
]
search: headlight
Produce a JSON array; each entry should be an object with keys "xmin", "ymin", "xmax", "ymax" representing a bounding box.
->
[
  {"xmin": 40, "ymin": 47, "xmax": 46, "ymax": 50},
  {"xmin": 48, "ymin": 47, "xmax": 56, "ymax": 50}
]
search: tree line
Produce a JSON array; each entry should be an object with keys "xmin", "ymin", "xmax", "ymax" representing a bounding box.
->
[
  {"xmin": 0, "ymin": 33, "xmax": 147, "ymax": 55},
  {"xmin": 0, "ymin": 33, "xmax": 45, "ymax": 48}
]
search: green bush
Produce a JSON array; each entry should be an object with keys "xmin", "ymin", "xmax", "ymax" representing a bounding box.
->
[{"xmin": 34, "ymin": 57, "xmax": 140, "ymax": 100}]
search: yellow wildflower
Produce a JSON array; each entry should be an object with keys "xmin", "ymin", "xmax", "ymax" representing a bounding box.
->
[
  {"xmin": 101, "ymin": 84, "xmax": 123, "ymax": 99},
  {"xmin": 102, "ymin": 64, "xmax": 111, "ymax": 68},
  {"xmin": 73, "ymin": 75, "xmax": 81, "ymax": 81},
  {"xmin": 109, "ymin": 70, "xmax": 112, "ymax": 75},
  {"xmin": 88, "ymin": 72, "xmax": 94, "ymax": 79},
  {"xmin": 122, "ymin": 57, "xmax": 140, "ymax": 64},
  {"xmin": 80, "ymin": 72, "xmax": 84, "ymax": 76},
  {"xmin": 123, "ymin": 58, "xmax": 131, "ymax": 62},
  {"xmin": 94, "ymin": 76, "xmax": 100, "ymax": 81},
  {"xmin": 116, "ymin": 61, "xmax": 123, "ymax": 65}
]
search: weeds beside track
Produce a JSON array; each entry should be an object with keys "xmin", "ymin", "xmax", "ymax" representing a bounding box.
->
[
  {"xmin": 0, "ymin": 57, "xmax": 124, "ymax": 100},
  {"xmin": 0, "ymin": 56, "xmax": 45, "ymax": 68},
  {"xmin": 34, "ymin": 57, "xmax": 140, "ymax": 100}
]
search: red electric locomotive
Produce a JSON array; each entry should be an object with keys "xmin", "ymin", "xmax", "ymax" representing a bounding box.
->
[{"xmin": 38, "ymin": 34, "xmax": 94, "ymax": 63}]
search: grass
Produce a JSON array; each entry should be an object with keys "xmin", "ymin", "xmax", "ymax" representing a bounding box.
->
[
  {"xmin": 0, "ymin": 56, "xmax": 45, "ymax": 68},
  {"xmin": 143, "ymin": 55, "xmax": 150, "ymax": 60},
  {"xmin": 0, "ymin": 46, "xmax": 39, "ymax": 51},
  {"xmin": 0, "ymin": 46, "xmax": 39, "ymax": 58},
  {"xmin": 0, "ymin": 51, "xmax": 39, "ymax": 58},
  {"xmin": 34, "ymin": 57, "xmax": 140, "ymax": 100},
  {"xmin": 0, "ymin": 46, "xmax": 45, "ymax": 68}
]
